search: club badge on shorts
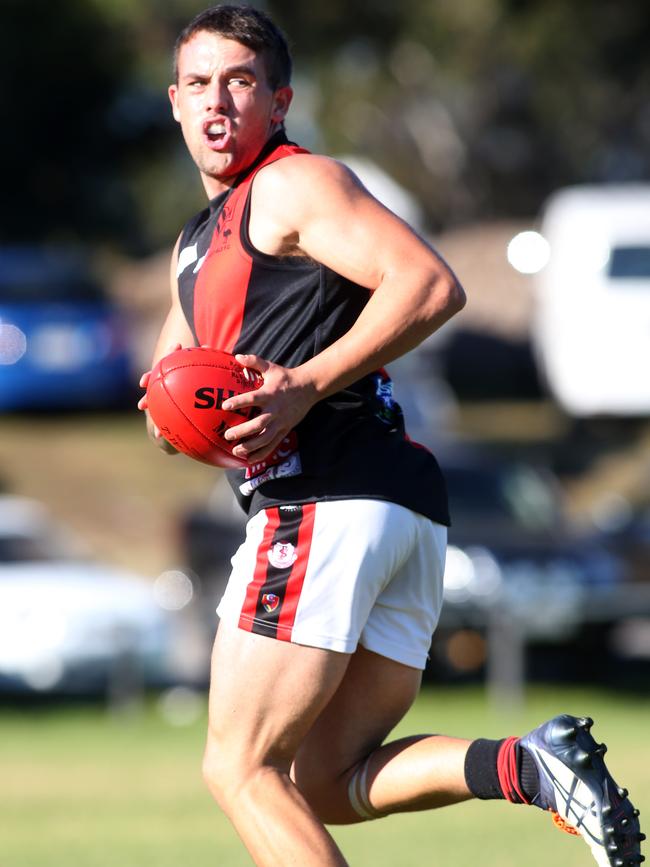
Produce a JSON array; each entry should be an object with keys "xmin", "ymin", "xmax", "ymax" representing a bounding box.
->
[
  {"xmin": 267, "ymin": 541, "xmax": 298, "ymax": 570},
  {"xmin": 261, "ymin": 593, "xmax": 280, "ymax": 613}
]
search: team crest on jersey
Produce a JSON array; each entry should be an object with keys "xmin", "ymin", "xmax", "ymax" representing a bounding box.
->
[
  {"xmin": 261, "ymin": 593, "xmax": 280, "ymax": 613},
  {"xmin": 374, "ymin": 372, "xmax": 402, "ymax": 428},
  {"xmin": 267, "ymin": 541, "xmax": 298, "ymax": 570}
]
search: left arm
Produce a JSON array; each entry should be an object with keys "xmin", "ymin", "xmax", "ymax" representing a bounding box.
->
[{"xmin": 223, "ymin": 156, "xmax": 466, "ymax": 461}]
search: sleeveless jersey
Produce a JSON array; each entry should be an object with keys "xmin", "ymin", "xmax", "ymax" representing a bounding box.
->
[{"xmin": 176, "ymin": 132, "xmax": 450, "ymax": 526}]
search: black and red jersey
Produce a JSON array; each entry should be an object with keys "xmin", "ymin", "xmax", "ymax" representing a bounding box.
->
[{"xmin": 177, "ymin": 131, "xmax": 450, "ymax": 526}]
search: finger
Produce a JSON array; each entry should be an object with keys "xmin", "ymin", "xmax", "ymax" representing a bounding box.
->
[
  {"xmin": 137, "ymin": 395, "xmax": 149, "ymax": 411},
  {"xmin": 234, "ymin": 434, "xmax": 282, "ymax": 463},
  {"xmin": 224, "ymin": 413, "xmax": 271, "ymax": 443},
  {"xmin": 222, "ymin": 390, "xmax": 262, "ymax": 413},
  {"xmin": 139, "ymin": 371, "xmax": 151, "ymax": 389},
  {"xmin": 167, "ymin": 342, "xmax": 183, "ymax": 353},
  {"xmin": 238, "ymin": 446, "xmax": 274, "ymax": 463}
]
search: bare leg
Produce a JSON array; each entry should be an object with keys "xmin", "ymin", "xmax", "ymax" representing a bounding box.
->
[
  {"xmin": 292, "ymin": 645, "xmax": 473, "ymax": 824},
  {"xmin": 202, "ymin": 622, "xmax": 353, "ymax": 867}
]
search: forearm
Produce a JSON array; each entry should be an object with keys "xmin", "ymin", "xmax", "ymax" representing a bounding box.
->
[
  {"xmin": 140, "ymin": 303, "xmax": 195, "ymax": 453},
  {"xmin": 298, "ymin": 266, "xmax": 465, "ymax": 401}
]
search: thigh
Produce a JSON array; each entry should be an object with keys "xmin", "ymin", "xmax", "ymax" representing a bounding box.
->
[
  {"xmin": 292, "ymin": 644, "xmax": 422, "ymax": 820},
  {"xmin": 206, "ymin": 620, "xmax": 352, "ymax": 772}
]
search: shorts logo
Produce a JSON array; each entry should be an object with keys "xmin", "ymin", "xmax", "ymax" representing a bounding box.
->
[
  {"xmin": 261, "ymin": 593, "xmax": 280, "ymax": 613},
  {"xmin": 267, "ymin": 541, "xmax": 298, "ymax": 570}
]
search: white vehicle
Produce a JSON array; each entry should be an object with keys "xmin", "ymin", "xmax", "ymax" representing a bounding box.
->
[
  {"xmin": 0, "ymin": 495, "xmax": 199, "ymax": 695},
  {"xmin": 532, "ymin": 184, "xmax": 650, "ymax": 417}
]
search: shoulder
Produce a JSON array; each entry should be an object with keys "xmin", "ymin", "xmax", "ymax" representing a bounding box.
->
[
  {"xmin": 254, "ymin": 154, "xmax": 365, "ymax": 207},
  {"xmin": 247, "ymin": 154, "xmax": 371, "ymax": 254},
  {"xmin": 250, "ymin": 155, "xmax": 373, "ymax": 244}
]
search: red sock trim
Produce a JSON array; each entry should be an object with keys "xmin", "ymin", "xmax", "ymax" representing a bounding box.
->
[{"xmin": 497, "ymin": 737, "xmax": 531, "ymax": 805}]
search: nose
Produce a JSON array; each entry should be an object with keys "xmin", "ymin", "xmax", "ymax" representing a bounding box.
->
[{"xmin": 203, "ymin": 79, "xmax": 230, "ymax": 115}]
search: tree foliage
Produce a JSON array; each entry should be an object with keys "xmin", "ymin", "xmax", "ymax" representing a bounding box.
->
[{"xmin": 2, "ymin": 0, "xmax": 648, "ymax": 250}]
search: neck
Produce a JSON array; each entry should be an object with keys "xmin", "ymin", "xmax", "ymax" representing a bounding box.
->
[{"xmin": 201, "ymin": 125, "xmax": 287, "ymax": 198}]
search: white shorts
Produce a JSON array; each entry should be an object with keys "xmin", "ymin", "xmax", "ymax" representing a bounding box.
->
[{"xmin": 216, "ymin": 499, "xmax": 447, "ymax": 670}]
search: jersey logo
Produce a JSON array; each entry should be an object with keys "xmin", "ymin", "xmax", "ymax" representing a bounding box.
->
[
  {"xmin": 176, "ymin": 243, "xmax": 198, "ymax": 278},
  {"xmin": 239, "ymin": 452, "xmax": 302, "ymax": 497},
  {"xmin": 261, "ymin": 592, "xmax": 280, "ymax": 613},
  {"xmin": 373, "ymin": 372, "xmax": 403, "ymax": 428},
  {"xmin": 176, "ymin": 243, "xmax": 207, "ymax": 278},
  {"xmin": 267, "ymin": 541, "xmax": 298, "ymax": 570},
  {"xmin": 193, "ymin": 253, "xmax": 207, "ymax": 273}
]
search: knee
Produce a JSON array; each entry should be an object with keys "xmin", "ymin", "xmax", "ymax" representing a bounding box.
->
[
  {"xmin": 202, "ymin": 734, "xmax": 291, "ymax": 811},
  {"xmin": 202, "ymin": 737, "xmax": 250, "ymax": 807}
]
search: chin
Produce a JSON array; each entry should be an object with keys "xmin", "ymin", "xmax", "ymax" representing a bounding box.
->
[{"xmin": 198, "ymin": 155, "xmax": 234, "ymax": 180}]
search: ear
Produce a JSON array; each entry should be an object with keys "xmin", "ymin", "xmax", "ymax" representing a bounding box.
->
[
  {"xmin": 271, "ymin": 86, "xmax": 293, "ymax": 125},
  {"xmin": 168, "ymin": 84, "xmax": 181, "ymax": 123}
]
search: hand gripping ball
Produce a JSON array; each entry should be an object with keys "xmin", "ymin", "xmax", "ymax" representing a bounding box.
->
[{"xmin": 146, "ymin": 347, "xmax": 263, "ymax": 468}]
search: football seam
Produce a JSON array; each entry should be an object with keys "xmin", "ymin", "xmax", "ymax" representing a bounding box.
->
[{"xmin": 161, "ymin": 360, "xmax": 262, "ymax": 391}]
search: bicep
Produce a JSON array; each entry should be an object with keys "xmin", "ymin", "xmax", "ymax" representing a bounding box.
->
[{"xmin": 286, "ymin": 160, "xmax": 447, "ymax": 291}]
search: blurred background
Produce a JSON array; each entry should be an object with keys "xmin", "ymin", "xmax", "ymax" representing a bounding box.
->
[{"xmin": 2, "ymin": 1, "xmax": 650, "ymax": 865}]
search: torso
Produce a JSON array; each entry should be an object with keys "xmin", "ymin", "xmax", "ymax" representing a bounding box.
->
[{"xmin": 176, "ymin": 132, "xmax": 451, "ymax": 526}]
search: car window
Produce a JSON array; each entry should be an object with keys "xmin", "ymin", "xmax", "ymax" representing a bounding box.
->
[
  {"xmin": 0, "ymin": 276, "xmax": 105, "ymax": 303},
  {"xmin": 0, "ymin": 534, "xmax": 63, "ymax": 562},
  {"xmin": 446, "ymin": 465, "xmax": 560, "ymax": 532},
  {"xmin": 500, "ymin": 466, "xmax": 559, "ymax": 531},
  {"xmin": 446, "ymin": 468, "xmax": 512, "ymax": 518},
  {"xmin": 608, "ymin": 246, "xmax": 650, "ymax": 280},
  {"xmin": 0, "ymin": 250, "xmax": 105, "ymax": 303}
]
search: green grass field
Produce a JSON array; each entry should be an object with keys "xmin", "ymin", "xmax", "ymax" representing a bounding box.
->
[{"xmin": 2, "ymin": 686, "xmax": 648, "ymax": 867}]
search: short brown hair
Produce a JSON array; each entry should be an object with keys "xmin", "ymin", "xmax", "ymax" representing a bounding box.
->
[{"xmin": 174, "ymin": 5, "xmax": 292, "ymax": 89}]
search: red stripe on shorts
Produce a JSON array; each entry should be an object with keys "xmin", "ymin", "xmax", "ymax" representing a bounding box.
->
[
  {"xmin": 276, "ymin": 503, "xmax": 316, "ymax": 640},
  {"xmin": 238, "ymin": 508, "xmax": 281, "ymax": 631}
]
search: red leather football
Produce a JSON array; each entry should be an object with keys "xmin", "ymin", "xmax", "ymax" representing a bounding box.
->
[{"xmin": 146, "ymin": 347, "xmax": 263, "ymax": 468}]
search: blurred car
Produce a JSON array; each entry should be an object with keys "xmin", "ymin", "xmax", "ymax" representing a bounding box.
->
[
  {"xmin": 0, "ymin": 495, "xmax": 197, "ymax": 696},
  {"xmin": 532, "ymin": 184, "xmax": 650, "ymax": 417},
  {"xmin": 0, "ymin": 247, "xmax": 135, "ymax": 410},
  {"xmin": 430, "ymin": 453, "xmax": 640, "ymax": 682},
  {"xmin": 443, "ymin": 456, "xmax": 622, "ymax": 606}
]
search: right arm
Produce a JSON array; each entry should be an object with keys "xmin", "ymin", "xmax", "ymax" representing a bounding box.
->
[{"xmin": 137, "ymin": 235, "xmax": 196, "ymax": 452}]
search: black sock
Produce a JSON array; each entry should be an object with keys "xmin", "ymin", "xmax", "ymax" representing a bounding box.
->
[
  {"xmin": 464, "ymin": 738, "xmax": 505, "ymax": 800},
  {"xmin": 464, "ymin": 738, "xmax": 540, "ymax": 803}
]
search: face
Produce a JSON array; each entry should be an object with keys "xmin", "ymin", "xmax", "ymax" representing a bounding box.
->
[{"xmin": 169, "ymin": 31, "xmax": 292, "ymax": 196}]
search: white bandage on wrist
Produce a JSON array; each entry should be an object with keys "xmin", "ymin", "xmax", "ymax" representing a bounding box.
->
[{"xmin": 347, "ymin": 756, "xmax": 382, "ymax": 821}]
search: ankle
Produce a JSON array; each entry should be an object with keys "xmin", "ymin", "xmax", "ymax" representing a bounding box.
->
[{"xmin": 464, "ymin": 737, "xmax": 539, "ymax": 804}]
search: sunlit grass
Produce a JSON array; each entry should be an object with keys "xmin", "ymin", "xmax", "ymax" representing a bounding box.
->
[{"xmin": 2, "ymin": 685, "xmax": 648, "ymax": 867}]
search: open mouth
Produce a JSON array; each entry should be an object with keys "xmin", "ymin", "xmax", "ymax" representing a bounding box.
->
[
  {"xmin": 205, "ymin": 121, "xmax": 227, "ymax": 141},
  {"xmin": 203, "ymin": 120, "xmax": 231, "ymax": 150}
]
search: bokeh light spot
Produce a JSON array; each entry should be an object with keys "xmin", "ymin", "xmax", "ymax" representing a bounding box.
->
[{"xmin": 0, "ymin": 324, "xmax": 27, "ymax": 364}]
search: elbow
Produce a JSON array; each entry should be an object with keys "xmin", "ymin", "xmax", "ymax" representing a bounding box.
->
[
  {"xmin": 438, "ymin": 272, "xmax": 466, "ymax": 317},
  {"xmin": 451, "ymin": 277, "xmax": 467, "ymax": 313}
]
